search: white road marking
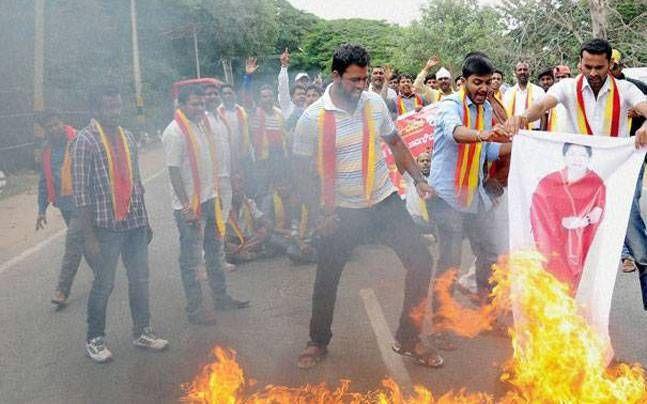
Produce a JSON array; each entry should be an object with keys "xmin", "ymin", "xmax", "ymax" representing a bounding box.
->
[
  {"xmin": 359, "ymin": 288, "xmax": 413, "ymax": 392},
  {"xmin": 0, "ymin": 167, "xmax": 166, "ymax": 275}
]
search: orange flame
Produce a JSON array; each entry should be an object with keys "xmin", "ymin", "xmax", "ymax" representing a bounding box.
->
[{"xmin": 183, "ymin": 251, "xmax": 647, "ymax": 403}]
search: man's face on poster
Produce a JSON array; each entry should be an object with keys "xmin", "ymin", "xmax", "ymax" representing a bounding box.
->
[
  {"xmin": 564, "ymin": 144, "xmax": 591, "ymax": 177},
  {"xmin": 416, "ymin": 152, "xmax": 431, "ymax": 176}
]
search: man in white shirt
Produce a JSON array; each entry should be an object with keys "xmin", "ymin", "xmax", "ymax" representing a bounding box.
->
[
  {"xmin": 505, "ymin": 38, "xmax": 647, "ymax": 309},
  {"xmin": 368, "ymin": 65, "xmax": 397, "ymax": 103},
  {"xmin": 278, "ymin": 48, "xmax": 308, "ymax": 120},
  {"xmin": 503, "ymin": 61, "xmax": 546, "ymax": 129}
]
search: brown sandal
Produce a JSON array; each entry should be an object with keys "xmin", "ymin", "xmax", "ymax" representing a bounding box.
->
[
  {"xmin": 392, "ymin": 342, "xmax": 444, "ymax": 368},
  {"xmin": 297, "ymin": 343, "xmax": 328, "ymax": 369},
  {"xmin": 622, "ymin": 259, "xmax": 637, "ymax": 273}
]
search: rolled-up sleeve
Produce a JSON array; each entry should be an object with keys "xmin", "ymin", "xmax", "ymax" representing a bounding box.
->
[
  {"xmin": 437, "ymin": 100, "xmax": 462, "ymax": 144},
  {"xmin": 292, "ymin": 109, "xmax": 317, "ymax": 157},
  {"xmin": 162, "ymin": 126, "xmax": 185, "ymax": 168},
  {"xmin": 378, "ymin": 99, "xmax": 398, "ymax": 142},
  {"xmin": 72, "ymin": 135, "xmax": 92, "ymax": 208}
]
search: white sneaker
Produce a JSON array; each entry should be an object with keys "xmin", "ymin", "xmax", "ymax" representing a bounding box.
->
[
  {"xmin": 224, "ymin": 262, "xmax": 237, "ymax": 272},
  {"xmin": 133, "ymin": 327, "xmax": 169, "ymax": 352},
  {"xmin": 86, "ymin": 337, "xmax": 113, "ymax": 363}
]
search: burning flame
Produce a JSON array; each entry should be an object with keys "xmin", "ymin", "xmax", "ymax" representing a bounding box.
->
[{"xmin": 182, "ymin": 251, "xmax": 647, "ymax": 403}]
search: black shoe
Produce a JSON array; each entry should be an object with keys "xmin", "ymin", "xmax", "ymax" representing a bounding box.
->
[
  {"xmin": 214, "ymin": 295, "xmax": 250, "ymax": 311},
  {"xmin": 187, "ymin": 311, "xmax": 218, "ymax": 326}
]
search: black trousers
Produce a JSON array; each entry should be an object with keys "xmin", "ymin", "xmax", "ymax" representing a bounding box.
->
[{"xmin": 309, "ymin": 193, "xmax": 434, "ymax": 347}]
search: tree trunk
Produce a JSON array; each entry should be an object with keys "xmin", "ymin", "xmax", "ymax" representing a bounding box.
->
[{"xmin": 589, "ymin": 0, "xmax": 608, "ymax": 38}]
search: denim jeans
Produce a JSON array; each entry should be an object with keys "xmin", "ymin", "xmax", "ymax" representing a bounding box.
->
[
  {"xmin": 56, "ymin": 209, "xmax": 85, "ymax": 297},
  {"xmin": 624, "ymin": 164, "xmax": 647, "ymax": 308},
  {"xmin": 173, "ymin": 198, "xmax": 227, "ymax": 316},
  {"xmin": 428, "ymin": 196, "xmax": 501, "ymax": 293},
  {"xmin": 309, "ymin": 193, "xmax": 434, "ymax": 348},
  {"xmin": 86, "ymin": 226, "xmax": 151, "ymax": 340}
]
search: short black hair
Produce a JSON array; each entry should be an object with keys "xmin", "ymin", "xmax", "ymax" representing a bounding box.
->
[
  {"xmin": 580, "ymin": 38, "xmax": 612, "ymax": 61},
  {"xmin": 306, "ymin": 84, "xmax": 323, "ymax": 95},
  {"xmin": 331, "ymin": 44, "xmax": 370, "ymax": 76},
  {"xmin": 398, "ymin": 73, "xmax": 414, "ymax": 83},
  {"xmin": 562, "ymin": 142, "xmax": 592, "ymax": 157},
  {"xmin": 537, "ymin": 67, "xmax": 554, "ymax": 80},
  {"xmin": 455, "ymin": 75, "xmax": 465, "ymax": 84},
  {"xmin": 36, "ymin": 108, "xmax": 62, "ymax": 126},
  {"xmin": 177, "ymin": 84, "xmax": 204, "ymax": 105},
  {"xmin": 425, "ymin": 73, "xmax": 436, "ymax": 81},
  {"xmin": 220, "ymin": 83, "xmax": 234, "ymax": 92},
  {"xmin": 88, "ymin": 85, "xmax": 120, "ymax": 112},
  {"xmin": 290, "ymin": 83, "xmax": 307, "ymax": 97},
  {"xmin": 259, "ymin": 84, "xmax": 273, "ymax": 94},
  {"xmin": 461, "ymin": 53, "xmax": 494, "ymax": 79},
  {"xmin": 493, "ymin": 69, "xmax": 504, "ymax": 77}
]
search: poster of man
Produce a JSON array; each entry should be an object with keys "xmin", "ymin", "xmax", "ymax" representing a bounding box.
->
[{"xmin": 530, "ymin": 143, "xmax": 606, "ymax": 291}]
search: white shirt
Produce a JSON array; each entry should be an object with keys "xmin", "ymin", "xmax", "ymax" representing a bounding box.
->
[
  {"xmin": 503, "ymin": 83, "xmax": 545, "ymax": 129},
  {"xmin": 278, "ymin": 66, "xmax": 295, "ymax": 119},
  {"xmin": 404, "ymin": 173, "xmax": 428, "ymax": 219},
  {"xmin": 547, "ymin": 75, "xmax": 646, "ymax": 137},
  {"xmin": 162, "ymin": 117, "xmax": 216, "ymax": 210}
]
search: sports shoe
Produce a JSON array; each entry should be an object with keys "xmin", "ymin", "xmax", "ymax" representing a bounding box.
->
[
  {"xmin": 86, "ymin": 337, "xmax": 113, "ymax": 363},
  {"xmin": 133, "ymin": 327, "xmax": 169, "ymax": 351},
  {"xmin": 214, "ymin": 294, "xmax": 250, "ymax": 311}
]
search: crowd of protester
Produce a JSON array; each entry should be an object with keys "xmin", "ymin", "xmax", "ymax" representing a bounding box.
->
[{"xmin": 33, "ymin": 38, "xmax": 647, "ymax": 367}]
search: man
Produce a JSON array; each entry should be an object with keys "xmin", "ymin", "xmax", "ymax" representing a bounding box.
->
[
  {"xmin": 293, "ymin": 44, "xmax": 441, "ymax": 369},
  {"xmin": 530, "ymin": 143, "xmax": 605, "ymax": 292},
  {"xmin": 278, "ymin": 49, "xmax": 307, "ymax": 121},
  {"xmin": 503, "ymin": 61, "xmax": 546, "ymax": 129},
  {"xmin": 405, "ymin": 151, "xmax": 435, "ymax": 235},
  {"xmin": 304, "ymin": 84, "xmax": 323, "ymax": 107},
  {"xmin": 426, "ymin": 74, "xmax": 438, "ymax": 90},
  {"xmin": 392, "ymin": 73, "xmax": 428, "ymax": 116},
  {"xmin": 505, "ymin": 38, "xmax": 647, "ymax": 308},
  {"xmin": 435, "ymin": 67, "xmax": 454, "ymax": 99},
  {"xmin": 414, "ymin": 56, "xmax": 443, "ymax": 102},
  {"xmin": 537, "ymin": 67, "xmax": 555, "ymax": 92},
  {"xmin": 609, "ymin": 48, "xmax": 647, "ymax": 273},
  {"xmin": 217, "ymin": 83, "xmax": 252, "ymax": 179},
  {"xmin": 162, "ymin": 85, "xmax": 249, "ymax": 327},
  {"xmin": 36, "ymin": 110, "xmax": 84, "ymax": 307},
  {"xmin": 250, "ymin": 85, "xmax": 287, "ymax": 198},
  {"xmin": 554, "ymin": 65, "xmax": 572, "ymax": 81},
  {"xmin": 73, "ymin": 85, "xmax": 168, "ymax": 363},
  {"xmin": 429, "ymin": 52, "xmax": 512, "ymax": 302},
  {"xmin": 455, "ymin": 76, "xmax": 466, "ymax": 90},
  {"xmin": 369, "ymin": 65, "xmax": 397, "ymax": 103},
  {"xmin": 491, "ymin": 69, "xmax": 505, "ymax": 101},
  {"xmin": 388, "ymin": 74, "xmax": 400, "ymax": 94}
]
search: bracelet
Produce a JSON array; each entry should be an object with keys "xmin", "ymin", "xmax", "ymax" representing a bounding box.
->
[{"xmin": 475, "ymin": 130, "xmax": 483, "ymax": 142}]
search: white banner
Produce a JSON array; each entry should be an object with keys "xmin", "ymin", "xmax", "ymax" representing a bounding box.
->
[{"xmin": 508, "ymin": 130, "xmax": 646, "ymax": 358}]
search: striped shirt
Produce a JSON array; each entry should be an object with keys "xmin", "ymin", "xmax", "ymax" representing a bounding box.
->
[{"xmin": 293, "ymin": 84, "xmax": 397, "ymax": 209}]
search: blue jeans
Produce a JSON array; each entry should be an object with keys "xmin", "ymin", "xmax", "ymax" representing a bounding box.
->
[
  {"xmin": 56, "ymin": 209, "xmax": 85, "ymax": 297},
  {"xmin": 624, "ymin": 164, "xmax": 647, "ymax": 308},
  {"xmin": 428, "ymin": 196, "xmax": 500, "ymax": 293},
  {"xmin": 173, "ymin": 198, "xmax": 227, "ymax": 316},
  {"xmin": 86, "ymin": 226, "xmax": 151, "ymax": 340}
]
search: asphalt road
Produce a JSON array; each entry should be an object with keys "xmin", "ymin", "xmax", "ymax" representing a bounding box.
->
[{"xmin": 1, "ymin": 165, "xmax": 646, "ymax": 403}]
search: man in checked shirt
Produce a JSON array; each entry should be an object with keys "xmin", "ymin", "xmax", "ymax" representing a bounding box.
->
[{"xmin": 72, "ymin": 85, "xmax": 168, "ymax": 363}]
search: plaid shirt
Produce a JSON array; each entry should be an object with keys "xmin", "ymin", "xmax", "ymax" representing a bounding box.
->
[{"xmin": 72, "ymin": 120, "xmax": 148, "ymax": 231}]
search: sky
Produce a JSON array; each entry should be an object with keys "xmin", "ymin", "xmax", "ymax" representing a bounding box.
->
[{"xmin": 286, "ymin": 0, "xmax": 428, "ymax": 26}]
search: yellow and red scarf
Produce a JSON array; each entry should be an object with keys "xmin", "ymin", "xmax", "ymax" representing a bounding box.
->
[
  {"xmin": 546, "ymin": 108, "xmax": 559, "ymax": 131},
  {"xmin": 227, "ymin": 200, "xmax": 255, "ymax": 248},
  {"xmin": 42, "ymin": 125, "xmax": 76, "ymax": 204},
  {"xmin": 317, "ymin": 103, "xmax": 377, "ymax": 211},
  {"xmin": 455, "ymin": 90, "xmax": 484, "ymax": 208},
  {"xmin": 396, "ymin": 94, "xmax": 423, "ymax": 115},
  {"xmin": 218, "ymin": 105, "xmax": 250, "ymax": 153},
  {"xmin": 254, "ymin": 108, "xmax": 285, "ymax": 161},
  {"xmin": 506, "ymin": 85, "xmax": 533, "ymax": 129},
  {"xmin": 95, "ymin": 121, "xmax": 133, "ymax": 221},
  {"xmin": 576, "ymin": 74, "xmax": 621, "ymax": 136},
  {"xmin": 174, "ymin": 110, "xmax": 226, "ymax": 236},
  {"xmin": 272, "ymin": 191, "xmax": 286, "ymax": 230}
]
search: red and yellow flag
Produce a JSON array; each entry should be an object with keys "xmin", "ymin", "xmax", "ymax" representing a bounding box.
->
[
  {"xmin": 396, "ymin": 94, "xmax": 423, "ymax": 115},
  {"xmin": 454, "ymin": 89, "xmax": 484, "ymax": 208}
]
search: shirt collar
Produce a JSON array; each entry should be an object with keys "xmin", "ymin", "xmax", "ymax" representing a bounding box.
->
[
  {"xmin": 581, "ymin": 74, "xmax": 611, "ymax": 96},
  {"xmin": 322, "ymin": 83, "xmax": 367, "ymax": 113}
]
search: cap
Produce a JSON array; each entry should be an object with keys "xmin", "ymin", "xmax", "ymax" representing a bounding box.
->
[
  {"xmin": 611, "ymin": 49, "xmax": 622, "ymax": 64},
  {"xmin": 436, "ymin": 67, "xmax": 451, "ymax": 79},
  {"xmin": 554, "ymin": 65, "xmax": 571, "ymax": 76},
  {"xmin": 295, "ymin": 72, "xmax": 310, "ymax": 82},
  {"xmin": 537, "ymin": 67, "xmax": 554, "ymax": 79}
]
